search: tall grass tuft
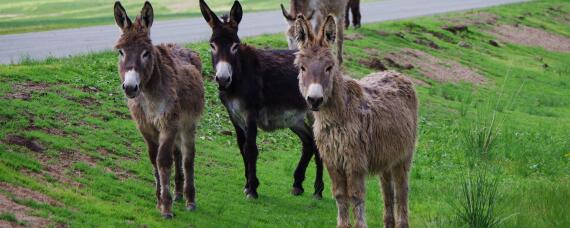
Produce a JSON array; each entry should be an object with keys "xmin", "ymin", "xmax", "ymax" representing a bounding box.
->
[
  {"xmin": 462, "ymin": 112, "xmax": 499, "ymax": 160},
  {"xmin": 454, "ymin": 173, "xmax": 506, "ymax": 228}
]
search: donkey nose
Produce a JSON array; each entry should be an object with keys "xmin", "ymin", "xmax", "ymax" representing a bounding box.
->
[
  {"xmin": 307, "ymin": 96, "xmax": 323, "ymax": 109},
  {"xmin": 123, "ymin": 83, "xmax": 139, "ymax": 96}
]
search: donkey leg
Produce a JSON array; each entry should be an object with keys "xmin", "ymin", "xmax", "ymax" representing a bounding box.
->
[
  {"xmin": 336, "ymin": 16, "xmax": 345, "ymax": 64},
  {"xmin": 327, "ymin": 164, "xmax": 350, "ymax": 228},
  {"xmin": 244, "ymin": 119, "xmax": 260, "ymax": 199},
  {"xmin": 157, "ymin": 129, "xmax": 176, "ymax": 219},
  {"xmin": 348, "ymin": 172, "xmax": 367, "ymax": 228},
  {"xmin": 313, "ymin": 148, "xmax": 325, "ymax": 199},
  {"xmin": 352, "ymin": 0, "xmax": 362, "ymax": 28},
  {"xmin": 181, "ymin": 125, "xmax": 197, "ymax": 211},
  {"xmin": 140, "ymin": 128, "xmax": 161, "ymax": 209},
  {"xmin": 232, "ymin": 122, "xmax": 249, "ymax": 193},
  {"xmin": 173, "ymin": 146, "xmax": 184, "ymax": 202},
  {"xmin": 289, "ymin": 122, "xmax": 315, "ymax": 196},
  {"xmin": 380, "ymin": 171, "xmax": 396, "ymax": 228},
  {"xmin": 393, "ymin": 161, "xmax": 411, "ymax": 228},
  {"xmin": 345, "ymin": 0, "xmax": 351, "ymax": 29}
]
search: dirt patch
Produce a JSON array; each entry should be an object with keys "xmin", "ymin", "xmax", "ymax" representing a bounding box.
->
[
  {"xmin": 65, "ymin": 96, "xmax": 100, "ymax": 107},
  {"xmin": 35, "ymin": 151, "xmax": 98, "ymax": 188},
  {"xmin": 345, "ymin": 33, "xmax": 364, "ymax": 41},
  {"xmin": 360, "ymin": 58, "xmax": 388, "ymax": 71},
  {"xmin": 4, "ymin": 135, "xmax": 45, "ymax": 152},
  {"xmin": 0, "ymin": 193, "xmax": 51, "ymax": 227},
  {"xmin": 384, "ymin": 48, "xmax": 486, "ymax": 84},
  {"xmin": 445, "ymin": 12, "xmax": 499, "ymax": 27},
  {"xmin": 414, "ymin": 38, "xmax": 440, "ymax": 49},
  {"xmin": 4, "ymin": 82, "xmax": 49, "ymax": 101},
  {"xmin": 487, "ymin": 24, "xmax": 570, "ymax": 52},
  {"xmin": 0, "ymin": 183, "xmax": 60, "ymax": 207}
]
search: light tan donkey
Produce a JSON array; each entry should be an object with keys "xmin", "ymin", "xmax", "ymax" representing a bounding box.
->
[
  {"xmin": 293, "ymin": 15, "xmax": 418, "ymax": 228},
  {"xmin": 281, "ymin": 0, "xmax": 348, "ymax": 63},
  {"xmin": 113, "ymin": 1, "xmax": 204, "ymax": 218}
]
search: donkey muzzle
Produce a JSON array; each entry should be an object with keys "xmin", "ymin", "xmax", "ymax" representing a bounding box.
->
[
  {"xmin": 306, "ymin": 83, "xmax": 324, "ymax": 111},
  {"xmin": 215, "ymin": 61, "xmax": 233, "ymax": 89},
  {"xmin": 123, "ymin": 70, "xmax": 141, "ymax": 98}
]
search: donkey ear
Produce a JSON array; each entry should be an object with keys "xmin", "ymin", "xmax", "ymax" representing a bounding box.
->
[
  {"xmin": 229, "ymin": 0, "xmax": 243, "ymax": 24},
  {"xmin": 280, "ymin": 4, "xmax": 294, "ymax": 22},
  {"xmin": 199, "ymin": 0, "xmax": 221, "ymax": 28},
  {"xmin": 140, "ymin": 1, "xmax": 154, "ymax": 29},
  {"xmin": 114, "ymin": 1, "xmax": 132, "ymax": 30},
  {"xmin": 294, "ymin": 15, "xmax": 314, "ymax": 49},
  {"xmin": 319, "ymin": 15, "xmax": 336, "ymax": 46}
]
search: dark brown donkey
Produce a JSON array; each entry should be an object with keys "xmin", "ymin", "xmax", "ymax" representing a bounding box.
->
[
  {"xmin": 114, "ymin": 1, "xmax": 204, "ymax": 218},
  {"xmin": 345, "ymin": 0, "xmax": 361, "ymax": 29},
  {"xmin": 199, "ymin": 0, "xmax": 324, "ymax": 199}
]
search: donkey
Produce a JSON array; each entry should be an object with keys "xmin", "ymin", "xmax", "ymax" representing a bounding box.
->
[
  {"xmin": 281, "ymin": 0, "xmax": 348, "ymax": 63},
  {"xmin": 345, "ymin": 0, "xmax": 361, "ymax": 29},
  {"xmin": 294, "ymin": 15, "xmax": 418, "ymax": 228},
  {"xmin": 199, "ymin": 0, "xmax": 324, "ymax": 199},
  {"xmin": 114, "ymin": 1, "xmax": 204, "ymax": 218}
]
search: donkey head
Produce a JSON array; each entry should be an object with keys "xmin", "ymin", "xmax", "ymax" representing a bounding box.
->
[
  {"xmin": 294, "ymin": 15, "xmax": 337, "ymax": 111},
  {"xmin": 200, "ymin": 0, "xmax": 243, "ymax": 90},
  {"xmin": 114, "ymin": 1, "xmax": 155, "ymax": 99},
  {"xmin": 281, "ymin": 4, "xmax": 315, "ymax": 50}
]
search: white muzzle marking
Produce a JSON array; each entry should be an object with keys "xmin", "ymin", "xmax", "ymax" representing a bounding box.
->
[
  {"xmin": 307, "ymin": 83, "xmax": 323, "ymax": 99},
  {"xmin": 215, "ymin": 61, "xmax": 232, "ymax": 82},
  {"xmin": 124, "ymin": 70, "xmax": 140, "ymax": 88}
]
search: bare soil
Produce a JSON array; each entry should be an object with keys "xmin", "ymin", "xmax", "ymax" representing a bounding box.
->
[
  {"xmin": 384, "ymin": 48, "xmax": 486, "ymax": 84},
  {"xmin": 4, "ymin": 135, "xmax": 45, "ymax": 153},
  {"xmin": 4, "ymin": 82, "xmax": 49, "ymax": 101},
  {"xmin": 488, "ymin": 24, "xmax": 570, "ymax": 52},
  {"xmin": 0, "ymin": 185, "xmax": 53, "ymax": 227},
  {"xmin": 0, "ymin": 183, "xmax": 60, "ymax": 207},
  {"xmin": 445, "ymin": 12, "xmax": 499, "ymax": 26}
]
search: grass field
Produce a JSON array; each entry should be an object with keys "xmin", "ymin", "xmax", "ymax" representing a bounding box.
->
[
  {"xmin": 0, "ymin": 0, "xmax": 379, "ymax": 35},
  {"xmin": 0, "ymin": 0, "xmax": 569, "ymax": 227}
]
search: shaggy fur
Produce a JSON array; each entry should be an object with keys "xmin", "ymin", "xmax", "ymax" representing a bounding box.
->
[
  {"xmin": 114, "ymin": 1, "xmax": 204, "ymax": 218},
  {"xmin": 281, "ymin": 0, "xmax": 348, "ymax": 63},
  {"xmin": 294, "ymin": 15, "xmax": 418, "ymax": 228}
]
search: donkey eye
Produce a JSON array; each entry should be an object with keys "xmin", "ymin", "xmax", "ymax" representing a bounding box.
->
[
  {"xmin": 210, "ymin": 43, "xmax": 217, "ymax": 52},
  {"xmin": 325, "ymin": 66, "xmax": 333, "ymax": 73},
  {"xmin": 142, "ymin": 51, "xmax": 150, "ymax": 58},
  {"xmin": 230, "ymin": 43, "xmax": 239, "ymax": 54},
  {"xmin": 118, "ymin": 49, "xmax": 124, "ymax": 56},
  {"xmin": 300, "ymin": 66, "xmax": 306, "ymax": 72}
]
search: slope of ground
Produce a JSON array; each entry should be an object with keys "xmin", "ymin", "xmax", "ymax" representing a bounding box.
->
[{"xmin": 0, "ymin": 0, "xmax": 569, "ymax": 227}]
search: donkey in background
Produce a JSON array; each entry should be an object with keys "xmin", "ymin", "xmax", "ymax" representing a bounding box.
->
[
  {"xmin": 294, "ymin": 15, "xmax": 418, "ymax": 228},
  {"xmin": 345, "ymin": 0, "xmax": 361, "ymax": 29},
  {"xmin": 281, "ymin": 0, "xmax": 348, "ymax": 63},
  {"xmin": 199, "ymin": 0, "xmax": 324, "ymax": 199},
  {"xmin": 114, "ymin": 1, "xmax": 204, "ymax": 218}
]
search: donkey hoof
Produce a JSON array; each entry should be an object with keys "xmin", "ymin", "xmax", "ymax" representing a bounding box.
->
[
  {"xmin": 162, "ymin": 212, "xmax": 174, "ymax": 219},
  {"xmin": 186, "ymin": 203, "xmax": 197, "ymax": 211},
  {"xmin": 313, "ymin": 193, "xmax": 323, "ymax": 200},
  {"xmin": 174, "ymin": 194, "xmax": 183, "ymax": 202},
  {"xmin": 246, "ymin": 192, "xmax": 258, "ymax": 199},
  {"xmin": 243, "ymin": 187, "xmax": 250, "ymax": 194},
  {"xmin": 291, "ymin": 187, "xmax": 304, "ymax": 196}
]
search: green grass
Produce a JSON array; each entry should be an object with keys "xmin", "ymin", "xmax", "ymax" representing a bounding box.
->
[
  {"xmin": 0, "ymin": 0, "xmax": 569, "ymax": 227},
  {"xmin": 0, "ymin": 0, "xmax": 380, "ymax": 35}
]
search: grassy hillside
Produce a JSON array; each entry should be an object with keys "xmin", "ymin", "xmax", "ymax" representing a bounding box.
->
[{"xmin": 0, "ymin": 0, "xmax": 569, "ymax": 227}]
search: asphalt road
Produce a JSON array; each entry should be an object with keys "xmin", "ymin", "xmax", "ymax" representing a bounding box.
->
[{"xmin": 0, "ymin": 0, "xmax": 526, "ymax": 64}]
